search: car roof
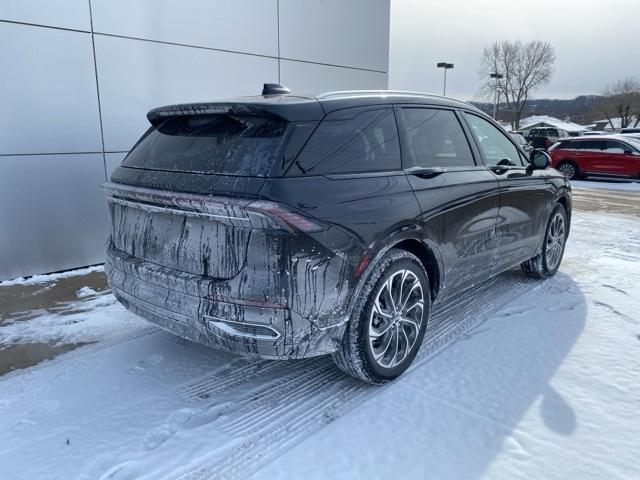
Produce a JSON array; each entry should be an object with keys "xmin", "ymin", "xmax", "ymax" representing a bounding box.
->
[
  {"xmin": 312, "ymin": 90, "xmax": 480, "ymax": 112},
  {"xmin": 561, "ymin": 135, "xmax": 637, "ymax": 142},
  {"xmin": 147, "ymin": 90, "xmax": 484, "ymax": 124}
]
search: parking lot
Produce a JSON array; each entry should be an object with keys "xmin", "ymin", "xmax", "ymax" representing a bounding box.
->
[{"xmin": 1, "ymin": 181, "xmax": 639, "ymax": 480}]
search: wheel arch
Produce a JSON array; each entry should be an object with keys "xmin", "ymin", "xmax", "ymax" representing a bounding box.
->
[
  {"xmin": 348, "ymin": 234, "xmax": 443, "ymax": 319},
  {"xmin": 390, "ymin": 238, "xmax": 441, "ymax": 302},
  {"xmin": 556, "ymin": 195, "xmax": 568, "ymax": 211},
  {"xmin": 555, "ymin": 192, "xmax": 572, "ymax": 236}
]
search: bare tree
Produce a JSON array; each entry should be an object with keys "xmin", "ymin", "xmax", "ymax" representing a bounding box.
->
[
  {"xmin": 478, "ymin": 40, "xmax": 556, "ymax": 129},
  {"xmin": 594, "ymin": 78, "xmax": 640, "ymax": 129}
]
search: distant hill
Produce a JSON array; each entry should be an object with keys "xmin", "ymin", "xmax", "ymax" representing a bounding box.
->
[{"xmin": 471, "ymin": 95, "xmax": 603, "ymax": 126}]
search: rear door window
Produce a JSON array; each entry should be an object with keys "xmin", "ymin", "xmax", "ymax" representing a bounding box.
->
[
  {"xmin": 122, "ymin": 114, "xmax": 287, "ymax": 176},
  {"xmin": 401, "ymin": 108, "xmax": 475, "ymax": 167},
  {"xmin": 289, "ymin": 107, "xmax": 400, "ymax": 175},
  {"xmin": 577, "ymin": 140, "xmax": 605, "ymax": 151},
  {"xmin": 463, "ymin": 113, "xmax": 524, "ymax": 166}
]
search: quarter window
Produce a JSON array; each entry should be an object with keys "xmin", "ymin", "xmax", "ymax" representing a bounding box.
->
[
  {"xmin": 401, "ymin": 108, "xmax": 475, "ymax": 167},
  {"xmin": 464, "ymin": 113, "xmax": 524, "ymax": 166},
  {"xmin": 291, "ymin": 108, "xmax": 400, "ymax": 175}
]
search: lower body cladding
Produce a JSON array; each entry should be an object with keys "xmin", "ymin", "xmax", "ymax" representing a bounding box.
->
[{"xmin": 105, "ymin": 243, "xmax": 350, "ymax": 359}]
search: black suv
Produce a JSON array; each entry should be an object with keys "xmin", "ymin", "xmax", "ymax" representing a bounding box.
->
[
  {"xmin": 104, "ymin": 86, "xmax": 571, "ymax": 384},
  {"xmin": 526, "ymin": 127, "xmax": 562, "ymax": 150}
]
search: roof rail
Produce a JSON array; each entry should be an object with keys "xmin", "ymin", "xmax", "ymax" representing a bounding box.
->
[{"xmin": 315, "ymin": 89, "xmax": 450, "ymax": 100}]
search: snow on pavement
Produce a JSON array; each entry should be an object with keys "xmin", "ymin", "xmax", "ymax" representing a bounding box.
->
[
  {"xmin": 256, "ymin": 211, "xmax": 640, "ymax": 480},
  {"xmin": 0, "ymin": 265, "xmax": 104, "ymax": 287},
  {"xmin": 571, "ymin": 179, "xmax": 640, "ymax": 192},
  {"xmin": 0, "ymin": 210, "xmax": 639, "ymax": 480}
]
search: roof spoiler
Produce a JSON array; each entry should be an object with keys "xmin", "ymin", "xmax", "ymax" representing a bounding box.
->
[
  {"xmin": 146, "ymin": 103, "xmax": 272, "ymax": 126},
  {"xmin": 147, "ymin": 84, "xmax": 322, "ymax": 125}
]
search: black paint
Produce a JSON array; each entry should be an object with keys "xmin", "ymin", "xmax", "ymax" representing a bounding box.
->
[{"xmin": 104, "ymin": 91, "xmax": 572, "ymax": 360}]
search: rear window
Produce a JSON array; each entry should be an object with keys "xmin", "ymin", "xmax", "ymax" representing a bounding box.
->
[
  {"xmin": 530, "ymin": 128, "xmax": 558, "ymax": 137},
  {"xmin": 122, "ymin": 114, "xmax": 287, "ymax": 176},
  {"xmin": 289, "ymin": 107, "xmax": 400, "ymax": 175}
]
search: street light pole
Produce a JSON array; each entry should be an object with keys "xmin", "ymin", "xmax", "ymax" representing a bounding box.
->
[
  {"xmin": 436, "ymin": 62, "xmax": 454, "ymax": 96},
  {"xmin": 490, "ymin": 72, "xmax": 503, "ymax": 120}
]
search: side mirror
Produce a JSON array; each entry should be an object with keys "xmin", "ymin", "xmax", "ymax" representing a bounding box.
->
[
  {"xmin": 530, "ymin": 149, "xmax": 551, "ymax": 170},
  {"xmin": 624, "ymin": 149, "xmax": 633, "ymax": 155}
]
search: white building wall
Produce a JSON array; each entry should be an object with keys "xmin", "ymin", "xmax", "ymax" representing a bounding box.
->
[{"xmin": 0, "ymin": 0, "xmax": 390, "ymax": 280}]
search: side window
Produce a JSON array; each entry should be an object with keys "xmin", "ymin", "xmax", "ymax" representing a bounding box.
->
[
  {"xmin": 291, "ymin": 108, "xmax": 400, "ymax": 175},
  {"xmin": 401, "ymin": 108, "xmax": 475, "ymax": 167},
  {"xmin": 580, "ymin": 140, "xmax": 605, "ymax": 151},
  {"xmin": 463, "ymin": 113, "xmax": 524, "ymax": 166},
  {"xmin": 605, "ymin": 140, "xmax": 627, "ymax": 153}
]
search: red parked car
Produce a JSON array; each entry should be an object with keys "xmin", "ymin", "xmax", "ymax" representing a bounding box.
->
[{"xmin": 549, "ymin": 135, "xmax": 640, "ymax": 180}]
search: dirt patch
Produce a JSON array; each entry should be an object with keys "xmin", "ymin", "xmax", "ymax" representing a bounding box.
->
[
  {"xmin": 0, "ymin": 341, "xmax": 91, "ymax": 376},
  {"xmin": 0, "ymin": 271, "xmax": 109, "ymax": 324},
  {"xmin": 0, "ymin": 270, "xmax": 108, "ymax": 375}
]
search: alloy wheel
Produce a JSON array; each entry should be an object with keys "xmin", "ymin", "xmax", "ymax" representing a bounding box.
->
[
  {"xmin": 546, "ymin": 212, "xmax": 566, "ymax": 270},
  {"xmin": 558, "ymin": 163, "xmax": 576, "ymax": 179},
  {"xmin": 368, "ymin": 270, "xmax": 424, "ymax": 369}
]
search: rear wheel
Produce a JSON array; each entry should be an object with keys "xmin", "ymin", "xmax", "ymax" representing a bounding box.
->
[
  {"xmin": 332, "ymin": 249, "xmax": 430, "ymax": 384},
  {"xmin": 556, "ymin": 160, "xmax": 579, "ymax": 180},
  {"xmin": 521, "ymin": 204, "xmax": 568, "ymax": 279}
]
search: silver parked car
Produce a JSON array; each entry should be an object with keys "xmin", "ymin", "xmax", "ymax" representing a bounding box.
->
[{"xmin": 509, "ymin": 131, "xmax": 533, "ymax": 153}]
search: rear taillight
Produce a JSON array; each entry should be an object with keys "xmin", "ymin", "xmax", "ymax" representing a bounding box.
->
[
  {"xmin": 247, "ymin": 200, "xmax": 323, "ymax": 233},
  {"xmin": 102, "ymin": 182, "xmax": 324, "ymax": 234}
]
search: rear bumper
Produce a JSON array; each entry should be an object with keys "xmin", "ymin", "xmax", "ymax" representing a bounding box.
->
[{"xmin": 105, "ymin": 242, "xmax": 346, "ymax": 359}]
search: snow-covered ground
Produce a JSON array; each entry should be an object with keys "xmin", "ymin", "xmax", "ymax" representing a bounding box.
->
[
  {"xmin": 1, "ymin": 205, "xmax": 639, "ymax": 479},
  {"xmin": 571, "ymin": 179, "xmax": 640, "ymax": 192},
  {"xmin": 0, "ymin": 265, "xmax": 104, "ymax": 287}
]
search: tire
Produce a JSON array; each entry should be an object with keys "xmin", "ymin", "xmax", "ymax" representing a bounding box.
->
[
  {"xmin": 521, "ymin": 204, "xmax": 568, "ymax": 279},
  {"xmin": 556, "ymin": 160, "xmax": 579, "ymax": 180},
  {"xmin": 332, "ymin": 249, "xmax": 430, "ymax": 384}
]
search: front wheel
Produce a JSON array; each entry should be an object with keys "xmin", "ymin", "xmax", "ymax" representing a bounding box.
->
[
  {"xmin": 332, "ymin": 249, "xmax": 430, "ymax": 384},
  {"xmin": 521, "ymin": 204, "xmax": 568, "ymax": 278}
]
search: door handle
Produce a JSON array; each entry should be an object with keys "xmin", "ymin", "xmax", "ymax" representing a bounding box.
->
[
  {"xmin": 405, "ymin": 166, "xmax": 446, "ymax": 178},
  {"xmin": 489, "ymin": 165, "xmax": 508, "ymax": 174}
]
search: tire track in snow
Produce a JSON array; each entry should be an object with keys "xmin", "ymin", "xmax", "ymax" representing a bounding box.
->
[
  {"xmin": 178, "ymin": 358, "xmax": 286, "ymax": 401},
  {"xmin": 168, "ymin": 272, "xmax": 544, "ymax": 480}
]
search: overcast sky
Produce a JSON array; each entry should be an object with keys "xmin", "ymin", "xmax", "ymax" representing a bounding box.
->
[{"xmin": 389, "ymin": 0, "xmax": 639, "ymax": 101}]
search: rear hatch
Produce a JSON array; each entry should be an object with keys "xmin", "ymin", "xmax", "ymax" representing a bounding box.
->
[
  {"xmin": 527, "ymin": 128, "xmax": 558, "ymax": 150},
  {"xmin": 105, "ymin": 104, "xmax": 320, "ymax": 280}
]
